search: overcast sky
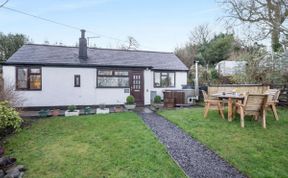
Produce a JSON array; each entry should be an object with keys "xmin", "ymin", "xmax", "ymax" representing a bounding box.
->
[{"xmin": 0, "ymin": 0, "xmax": 225, "ymax": 51}]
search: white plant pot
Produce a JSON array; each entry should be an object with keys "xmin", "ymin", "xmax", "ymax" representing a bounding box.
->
[
  {"xmin": 96, "ymin": 108, "xmax": 110, "ymax": 114},
  {"xmin": 125, "ymin": 104, "xmax": 136, "ymax": 110},
  {"xmin": 65, "ymin": 110, "xmax": 80, "ymax": 117}
]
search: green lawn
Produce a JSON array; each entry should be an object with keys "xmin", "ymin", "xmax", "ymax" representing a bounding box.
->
[
  {"xmin": 4, "ymin": 112, "xmax": 185, "ymax": 178},
  {"xmin": 158, "ymin": 107, "xmax": 288, "ymax": 177}
]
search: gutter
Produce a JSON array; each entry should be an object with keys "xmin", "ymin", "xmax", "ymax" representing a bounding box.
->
[{"xmin": 2, "ymin": 62, "xmax": 154, "ymax": 69}]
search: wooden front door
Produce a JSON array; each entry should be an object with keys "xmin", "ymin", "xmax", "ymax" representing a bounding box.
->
[{"xmin": 130, "ymin": 71, "xmax": 144, "ymax": 106}]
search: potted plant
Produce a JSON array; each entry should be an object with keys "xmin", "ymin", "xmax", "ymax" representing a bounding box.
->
[
  {"xmin": 125, "ymin": 95, "xmax": 136, "ymax": 110},
  {"xmin": 96, "ymin": 103, "xmax": 110, "ymax": 114},
  {"xmin": 38, "ymin": 109, "xmax": 50, "ymax": 117},
  {"xmin": 152, "ymin": 95, "xmax": 163, "ymax": 109},
  {"xmin": 51, "ymin": 108, "xmax": 60, "ymax": 117},
  {"xmin": 65, "ymin": 105, "xmax": 80, "ymax": 117},
  {"xmin": 84, "ymin": 106, "xmax": 92, "ymax": 115}
]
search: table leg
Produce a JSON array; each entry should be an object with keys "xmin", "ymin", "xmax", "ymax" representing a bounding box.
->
[{"xmin": 228, "ymin": 97, "xmax": 233, "ymax": 122}]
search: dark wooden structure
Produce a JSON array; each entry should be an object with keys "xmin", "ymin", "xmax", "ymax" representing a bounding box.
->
[{"xmin": 163, "ymin": 90, "xmax": 185, "ymax": 108}]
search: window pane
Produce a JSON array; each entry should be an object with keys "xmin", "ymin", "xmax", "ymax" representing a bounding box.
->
[
  {"xmin": 118, "ymin": 77, "xmax": 129, "ymax": 87},
  {"xmin": 98, "ymin": 70, "xmax": 113, "ymax": 76},
  {"xmin": 161, "ymin": 75, "xmax": 169, "ymax": 87},
  {"xmin": 17, "ymin": 68, "xmax": 28, "ymax": 89},
  {"xmin": 115, "ymin": 71, "xmax": 128, "ymax": 76},
  {"xmin": 30, "ymin": 68, "xmax": 40, "ymax": 74},
  {"xmin": 30, "ymin": 75, "xmax": 41, "ymax": 89},
  {"xmin": 154, "ymin": 72, "xmax": 160, "ymax": 87},
  {"xmin": 74, "ymin": 75, "xmax": 80, "ymax": 87},
  {"xmin": 169, "ymin": 73, "xmax": 175, "ymax": 86},
  {"xmin": 98, "ymin": 77, "xmax": 129, "ymax": 87}
]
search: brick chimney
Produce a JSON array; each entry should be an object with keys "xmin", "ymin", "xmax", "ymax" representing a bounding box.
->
[{"xmin": 79, "ymin": 29, "xmax": 88, "ymax": 59}]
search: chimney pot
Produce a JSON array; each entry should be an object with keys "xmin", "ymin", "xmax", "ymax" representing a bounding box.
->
[{"xmin": 81, "ymin": 29, "xmax": 85, "ymax": 38}]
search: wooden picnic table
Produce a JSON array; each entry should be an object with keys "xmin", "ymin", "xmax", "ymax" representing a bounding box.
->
[{"xmin": 211, "ymin": 93, "xmax": 245, "ymax": 121}]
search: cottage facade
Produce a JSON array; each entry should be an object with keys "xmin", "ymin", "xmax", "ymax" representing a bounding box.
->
[{"xmin": 2, "ymin": 30, "xmax": 188, "ymax": 108}]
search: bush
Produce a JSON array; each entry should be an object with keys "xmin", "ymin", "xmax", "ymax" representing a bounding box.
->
[
  {"xmin": 0, "ymin": 82, "xmax": 25, "ymax": 107},
  {"xmin": 68, "ymin": 105, "xmax": 76, "ymax": 112},
  {"xmin": 126, "ymin": 95, "xmax": 135, "ymax": 105},
  {"xmin": 211, "ymin": 69, "xmax": 219, "ymax": 80},
  {"xmin": 154, "ymin": 95, "xmax": 162, "ymax": 103},
  {"xmin": 0, "ymin": 101, "xmax": 22, "ymax": 131}
]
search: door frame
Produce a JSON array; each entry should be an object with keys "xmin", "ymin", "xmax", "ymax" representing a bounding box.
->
[{"xmin": 129, "ymin": 70, "xmax": 144, "ymax": 106}]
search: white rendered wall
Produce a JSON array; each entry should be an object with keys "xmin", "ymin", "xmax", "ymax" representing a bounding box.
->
[
  {"xmin": 2, "ymin": 66, "xmax": 130, "ymax": 107},
  {"xmin": 3, "ymin": 66, "xmax": 187, "ymax": 107},
  {"xmin": 145, "ymin": 70, "xmax": 188, "ymax": 104}
]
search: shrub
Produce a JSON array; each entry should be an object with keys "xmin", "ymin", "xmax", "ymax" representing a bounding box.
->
[
  {"xmin": 154, "ymin": 95, "xmax": 162, "ymax": 103},
  {"xmin": 211, "ymin": 69, "xmax": 219, "ymax": 80},
  {"xmin": 126, "ymin": 95, "xmax": 135, "ymax": 105},
  {"xmin": 68, "ymin": 105, "xmax": 76, "ymax": 112},
  {"xmin": 0, "ymin": 82, "xmax": 25, "ymax": 108},
  {"xmin": 0, "ymin": 101, "xmax": 22, "ymax": 131}
]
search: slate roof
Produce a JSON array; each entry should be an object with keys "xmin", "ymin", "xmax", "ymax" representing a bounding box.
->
[{"xmin": 5, "ymin": 44, "xmax": 188, "ymax": 71}]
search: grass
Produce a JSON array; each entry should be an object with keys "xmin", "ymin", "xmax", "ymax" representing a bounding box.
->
[
  {"xmin": 4, "ymin": 112, "xmax": 185, "ymax": 178},
  {"xmin": 158, "ymin": 107, "xmax": 288, "ymax": 177}
]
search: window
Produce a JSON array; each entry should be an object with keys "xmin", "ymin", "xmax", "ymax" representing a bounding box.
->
[
  {"xmin": 16, "ymin": 67, "xmax": 42, "ymax": 90},
  {"xmin": 74, "ymin": 75, "xmax": 80, "ymax": 87},
  {"xmin": 97, "ymin": 69, "xmax": 129, "ymax": 88},
  {"xmin": 154, "ymin": 71, "xmax": 175, "ymax": 88}
]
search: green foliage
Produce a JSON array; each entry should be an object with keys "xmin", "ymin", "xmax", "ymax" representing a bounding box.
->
[
  {"xmin": 204, "ymin": 33, "xmax": 235, "ymax": 64},
  {"xmin": 175, "ymin": 29, "xmax": 239, "ymax": 70},
  {"xmin": 0, "ymin": 32, "xmax": 29, "ymax": 62},
  {"xmin": 68, "ymin": 105, "xmax": 76, "ymax": 112},
  {"xmin": 126, "ymin": 95, "xmax": 135, "ymax": 105},
  {"xmin": 154, "ymin": 95, "xmax": 162, "ymax": 103},
  {"xmin": 210, "ymin": 69, "xmax": 219, "ymax": 80},
  {"xmin": 0, "ymin": 101, "xmax": 22, "ymax": 131},
  {"xmin": 229, "ymin": 45, "xmax": 288, "ymax": 85}
]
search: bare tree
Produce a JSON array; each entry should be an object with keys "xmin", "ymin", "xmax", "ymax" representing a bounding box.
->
[
  {"xmin": 175, "ymin": 43, "xmax": 197, "ymax": 69},
  {"xmin": 190, "ymin": 24, "xmax": 211, "ymax": 45},
  {"xmin": 219, "ymin": 0, "xmax": 288, "ymax": 51},
  {"xmin": 0, "ymin": 82, "xmax": 25, "ymax": 108},
  {"xmin": 121, "ymin": 36, "xmax": 140, "ymax": 50}
]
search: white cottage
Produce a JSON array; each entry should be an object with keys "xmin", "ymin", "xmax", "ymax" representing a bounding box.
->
[{"xmin": 2, "ymin": 30, "xmax": 188, "ymax": 108}]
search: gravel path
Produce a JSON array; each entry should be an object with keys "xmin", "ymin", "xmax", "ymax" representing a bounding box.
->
[{"xmin": 137, "ymin": 108, "xmax": 246, "ymax": 178}]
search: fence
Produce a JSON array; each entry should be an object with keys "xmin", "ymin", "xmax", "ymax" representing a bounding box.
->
[{"xmin": 208, "ymin": 84, "xmax": 270, "ymax": 95}]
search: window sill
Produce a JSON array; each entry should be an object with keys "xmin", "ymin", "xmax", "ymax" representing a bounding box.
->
[
  {"xmin": 153, "ymin": 86, "xmax": 176, "ymax": 88},
  {"xmin": 15, "ymin": 89, "xmax": 42, "ymax": 91},
  {"xmin": 96, "ymin": 87, "xmax": 130, "ymax": 89}
]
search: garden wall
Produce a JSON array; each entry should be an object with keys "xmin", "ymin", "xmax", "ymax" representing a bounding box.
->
[{"xmin": 208, "ymin": 84, "xmax": 270, "ymax": 95}]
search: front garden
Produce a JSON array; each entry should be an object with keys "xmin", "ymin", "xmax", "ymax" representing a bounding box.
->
[
  {"xmin": 2, "ymin": 113, "xmax": 185, "ymax": 178},
  {"xmin": 159, "ymin": 107, "xmax": 288, "ymax": 177}
]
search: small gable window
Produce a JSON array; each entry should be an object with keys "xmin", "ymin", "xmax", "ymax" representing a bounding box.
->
[
  {"xmin": 74, "ymin": 75, "xmax": 81, "ymax": 87},
  {"xmin": 16, "ymin": 67, "xmax": 42, "ymax": 90}
]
